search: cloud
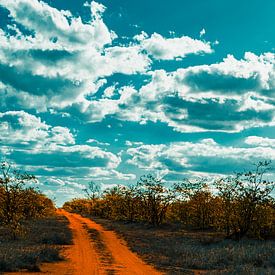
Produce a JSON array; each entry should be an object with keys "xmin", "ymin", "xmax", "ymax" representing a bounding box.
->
[
  {"xmin": 0, "ymin": 0, "xmax": 150, "ymax": 111},
  {"xmin": 245, "ymin": 136, "xmax": 275, "ymax": 148},
  {"xmin": 0, "ymin": 0, "xmax": 113, "ymax": 49},
  {"xmin": 199, "ymin": 28, "xmax": 206, "ymax": 37},
  {"xmin": 43, "ymin": 177, "xmax": 86, "ymax": 189},
  {"xmin": 104, "ymin": 45, "xmax": 151, "ymax": 74},
  {"xmin": 9, "ymin": 144, "xmax": 120, "ymax": 169},
  {"xmin": 1, "ymin": 1, "xmax": 273, "ymax": 135},
  {"xmin": 34, "ymin": 167, "xmax": 136, "ymax": 206},
  {"xmin": 136, "ymin": 32, "xmax": 213, "ymax": 60},
  {"xmin": 181, "ymin": 52, "xmax": 275, "ymax": 95},
  {"xmin": 0, "ymin": 0, "xmax": 234, "ymax": 134},
  {"xmin": 0, "ymin": 0, "xmax": 274, "ymax": 206},
  {"xmin": 0, "ymin": 111, "xmax": 121, "ymax": 177},
  {"xmin": 0, "ymin": 110, "xmax": 75, "ymax": 145},
  {"xmin": 82, "ymin": 52, "xmax": 274, "ymax": 133},
  {"xmin": 126, "ymin": 138, "xmax": 275, "ymax": 176},
  {"xmin": 86, "ymin": 139, "xmax": 110, "ymax": 146},
  {"xmin": 75, "ymin": 52, "xmax": 275, "ymax": 132}
]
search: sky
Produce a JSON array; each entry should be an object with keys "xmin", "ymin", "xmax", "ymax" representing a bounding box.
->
[{"xmin": 0, "ymin": 0, "xmax": 274, "ymax": 205}]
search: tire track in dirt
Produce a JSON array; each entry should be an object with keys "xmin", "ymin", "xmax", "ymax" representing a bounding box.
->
[{"xmin": 67, "ymin": 211, "xmax": 162, "ymax": 275}]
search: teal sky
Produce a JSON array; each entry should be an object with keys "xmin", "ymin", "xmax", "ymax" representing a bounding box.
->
[{"xmin": 0, "ymin": 0, "xmax": 274, "ymax": 205}]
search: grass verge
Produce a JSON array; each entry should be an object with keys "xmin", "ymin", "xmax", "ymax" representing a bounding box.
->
[
  {"xmin": 90, "ymin": 217, "xmax": 275, "ymax": 275},
  {"xmin": 0, "ymin": 215, "xmax": 73, "ymax": 272}
]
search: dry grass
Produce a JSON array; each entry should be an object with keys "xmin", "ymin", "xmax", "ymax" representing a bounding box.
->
[
  {"xmin": 91, "ymin": 217, "xmax": 275, "ymax": 274},
  {"xmin": 0, "ymin": 215, "xmax": 72, "ymax": 272}
]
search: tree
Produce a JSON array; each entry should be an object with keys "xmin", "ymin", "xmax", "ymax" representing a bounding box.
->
[
  {"xmin": 174, "ymin": 179, "xmax": 216, "ymax": 229},
  {"xmin": 174, "ymin": 178, "xmax": 207, "ymax": 200},
  {"xmin": 0, "ymin": 162, "xmax": 36, "ymax": 238},
  {"xmin": 0, "ymin": 161, "xmax": 55, "ymax": 239},
  {"xmin": 215, "ymin": 160, "xmax": 274, "ymax": 240},
  {"xmin": 137, "ymin": 174, "xmax": 175, "ymax": 226},
  {"xmin": 84, "ymin": 181, "xmax": 101, "ymax": 200}
]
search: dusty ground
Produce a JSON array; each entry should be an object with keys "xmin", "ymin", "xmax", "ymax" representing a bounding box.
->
[{"xmin": 6, "ymin": 210, "xmax": 161, "ymax": 275}]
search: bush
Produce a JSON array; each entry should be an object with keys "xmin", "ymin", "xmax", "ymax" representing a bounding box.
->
[
  {"xmin": 0, "ymin": 162, "xmax": 56, "ymax": 238},
  {"xmin": 64, "ymin": 161, "xmax": 275, "ymax": 239}
]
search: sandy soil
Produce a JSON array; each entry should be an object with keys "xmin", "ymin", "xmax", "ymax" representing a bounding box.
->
[{"xmin": 7, "ymin": 210, "xmax": 162, "ymax": 275}]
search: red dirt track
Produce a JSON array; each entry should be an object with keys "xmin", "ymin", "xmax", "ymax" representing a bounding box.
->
[{"xmin": 34, "ymin": 210, "xmax": 161, "ymax": 275}]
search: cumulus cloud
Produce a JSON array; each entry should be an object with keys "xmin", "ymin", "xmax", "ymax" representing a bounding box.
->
[
  {"xmin": 1, "ymin": 1, "xmax": 273, "ymax": 134},
  {"xmin": 75, "ymin": 52, "xmax": 275, "ymax": 132},
  {"xmin": 0, "ymin": 0, "xmax": 113, "ymax": 49},
  {"xmin": 136, "ymin": 32, "xmax": 213, "ymax": 60},
  {"xmin": 8, "ymin": 143, "xmax": 120, "ymax": 170},
  {"xmin": 181, "ymin": 52, "xmax": 275, "ymax": 95},
  {"xmin": 126, "ymin": 138, "xmax": 275, "ymax": 177},
  {"xmin": 199, "ymin": 28, "xmax": 206, "ymax": 37},
  {"xmin": 0, "ymin": 111, "xmax": 121, "ymax": 176},
  {"xmin": 0, "ymin": 0, "xmax": 150, "ymax": 110},
  {"xmin": 1, "ymin": 0, "xmax": 275, "ymax": 204},
  {"xmin": 0, "ymin": 109, "xmax": 137, "ymax": 206},
  {"xmin": 0, "ymin": 0, "xmax": 217, "ymax": 116},
  {"xmin": 82, "ymin": 52, "xmax": 274, "ymax": 132},
  {"xmin": 0, "ymin": 110, "xmax": 75, "ymax": 145},
  {"xmin": 0, "ymin": 0, "xmax": 235, "ymax": 134}
]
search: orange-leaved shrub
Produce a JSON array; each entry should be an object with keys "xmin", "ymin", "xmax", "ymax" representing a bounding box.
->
[
  {"xmin": 64, "ymin": 161, "xmax": 275, "ymax": 240},
  {"xmin": 0, "ymin": 162, "xmax": 55, "ymax": 238}
]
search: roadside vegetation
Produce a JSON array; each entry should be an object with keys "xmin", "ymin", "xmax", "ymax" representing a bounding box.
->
[
  {"xmin": 64, "ymin": 160, "xmax": 275, "ymax": 274},
  {"xmin": 0, "ymin": 161, "xmax": 73, "ymax": 272},
  {"xmin": 91, "ymin": 217, "xmax": 274, "ymax": 274}
]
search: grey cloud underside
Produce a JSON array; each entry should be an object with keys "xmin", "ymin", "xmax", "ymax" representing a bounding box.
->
[
  {"xmin": 184, "ymin": 71, "xmax": 262, "ymax": 93},
  {"xmin": 163, "ymin": 97, "xmax": 274, "ymax": 130},
  {"xmin": 159, "ymin": 157, "xmax": 246, "ymax": 175},
  {"xmin": 0, "ymin": 63, "xmax": 79, "ymax": 97},
  {"xmin": 9, "ymin": 150, "xmax": 110, "ymax": 168},
  {"xmin": 9, "ymin": 49, "xmax": 73, "ymax": 64}
]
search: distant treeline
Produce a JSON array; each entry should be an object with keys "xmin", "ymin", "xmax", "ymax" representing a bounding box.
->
[
  {"xmin": 0, "ymin": 162, "xmax": 56, "ymax": 238},
  {"xmin": 64, "ymin": 161, "xmax": 275, "ymax": 240}
]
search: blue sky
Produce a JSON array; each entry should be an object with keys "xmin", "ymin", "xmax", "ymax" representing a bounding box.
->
[{"xmin": 0, "ymin": 0, "xmax": 274, "ymax": 205}]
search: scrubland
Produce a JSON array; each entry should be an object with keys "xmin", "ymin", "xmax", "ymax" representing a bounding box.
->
[{"xmin": 64, "ymin": 161, "xmax": 275, "ymax": 274}]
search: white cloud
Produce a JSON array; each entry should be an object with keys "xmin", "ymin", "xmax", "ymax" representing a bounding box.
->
[
  {"xmin": 86, "ymin": 52, "xmax": 275, "ymax": 133},
  {"xmin": 199, "ymin": 28, "xmax": 206, "ymax": 37},
  {"xmin": 138, "ymin": 32, "xmax": 213, "ymax": 60},
  {"xmin": 133, "ymin": 31, "xmax": 149, "ymax": 42},
  {"xmin": 0, "ymin": 111, "xmax": 121, "ymax": 172},
  {"xmin": 125, "ymin": 140, "xmax": 144, "ymax": 146},
  {"xmin": 127, "ymin": 138, "xmax": 275, "ymax": 175},
  {"xmin": 104, "ymin": 45, "xmax": 151, "ymax": 74},
  {"xmin": 0, "ymin": 110, "xmax": 75, "ymax": 145},
  {"xmin": 87, "ymin": 168, "xmax": 136, "ymax": 180},
  {"xmin": 0, "ymin": 0, "xmax": 150, "ymax": 111},
  {"xmin": 0, "ymin": 1, "xmax": 274, "ymax": 135},
  {"xmin": 86, "ymin": 139, "xmax": 110, "ymax": 146},
  {"xmin": 245, "ymin": 136, "xmax": 275, "ymax": 148},
  {"xmin": 178, "ymin": 52, "xmax": 275, "ymax": 95},
  {"xmin": 90, "ymin": 1, "xmax": 106, "ymax": 20},
  {"xmin": 0, "ymin": 0, "xmax": 112, "ymax": 50},
  {"xmin": 102, "ymin": 85, "xmax": 116, "ymax": 98}
]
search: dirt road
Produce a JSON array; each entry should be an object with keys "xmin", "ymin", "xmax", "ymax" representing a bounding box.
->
[{"xmin": 38, "ymin": 210, "xmax": 161, "ymax": 275}]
